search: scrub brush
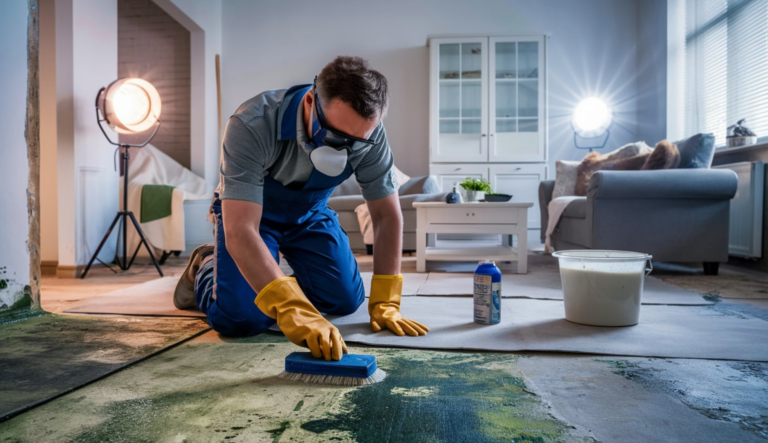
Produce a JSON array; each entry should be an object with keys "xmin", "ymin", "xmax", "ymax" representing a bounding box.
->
[{"xmin": 278, "ymin": 352, "xmax": 387, "ymax": 386}]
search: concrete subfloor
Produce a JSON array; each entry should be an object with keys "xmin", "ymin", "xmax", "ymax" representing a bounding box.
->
[{"xmin": 5, "ymin": 253, "xmax": 767, "ymax": 442}]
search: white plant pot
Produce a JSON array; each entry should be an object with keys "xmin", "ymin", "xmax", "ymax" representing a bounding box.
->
[{"xmin": 462, "ymin": 190, "xmax": 486, "ymax": 202}]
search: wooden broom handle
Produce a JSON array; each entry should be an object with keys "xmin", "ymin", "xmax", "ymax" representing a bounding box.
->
[{"xmin": 216, "ymin": 54, "xmax": 222, "ymax": 148}]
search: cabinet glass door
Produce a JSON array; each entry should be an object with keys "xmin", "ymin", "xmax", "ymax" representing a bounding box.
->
[
  {"xmin": 431, "ymin": 38, "xmax": 488, "ymax": 162},
  {"xmin": 489, "ymin": 37, "xmax": 545, "ymax": 162}
]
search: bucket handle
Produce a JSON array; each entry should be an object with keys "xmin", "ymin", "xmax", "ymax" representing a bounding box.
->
[{"xmin": 645, "ymin": 257, "xmax": 653, "ymax": 276}]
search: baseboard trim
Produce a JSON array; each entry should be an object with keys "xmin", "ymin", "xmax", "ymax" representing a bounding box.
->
[
  {"xmin": 56, "ymin": 265, "xmax": 81, "ymax": 279},
  {"xmin": 41, "ymin": 261, "xmax": 58, "ymax": 276},
  {"xmin": 56, "ymin": 263, "xmax": 106, "ymax": 279}
]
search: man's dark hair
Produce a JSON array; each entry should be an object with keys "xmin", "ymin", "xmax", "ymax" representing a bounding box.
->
[{"xmin": 316, "ymin": 56, "xmax": 388, "ymax": 120}]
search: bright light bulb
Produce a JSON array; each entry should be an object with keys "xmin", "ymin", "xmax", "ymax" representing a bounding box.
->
[
  {"xmin": 101, "ymin": 78, "xmax": 161, "ymax": 133},
  {"xmin": 113, "ymin": 84, "xmax": 150, "ymax": 126},
  {"xmin": 572, "ymin": 98, "xmax": 612, "ymax": 138}
]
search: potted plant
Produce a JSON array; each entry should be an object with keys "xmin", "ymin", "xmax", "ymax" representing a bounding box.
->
[{"xmin": 459, "ymin": 178, "xmax": 492, "ymax": 202}]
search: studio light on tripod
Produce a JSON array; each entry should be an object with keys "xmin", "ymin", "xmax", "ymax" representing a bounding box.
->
[
  {"xmin": 571, "ymin": 97, "xmax": 612, "ymax": 151},
  {"xmin": 81, "ymin": 78, "xmax": 164, "ymax": 278},
  {"xmin": 98, "ymin": 78, "xmax": 161, "ymax": 133}
]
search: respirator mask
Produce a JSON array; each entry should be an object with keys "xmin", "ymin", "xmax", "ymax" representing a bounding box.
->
[{"xmin": 307, "ymin": 79, "xmax": 376, "ymax": 176}]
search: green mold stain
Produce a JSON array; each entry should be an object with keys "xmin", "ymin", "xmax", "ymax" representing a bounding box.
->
[
  {"xmin": 1, "ymin": 293, "xmax": 41, "ymax": 324},
  {"xmin": 301, "ymin": 353, "xmax": 588, "ymax": 443},
  {"xmin": 293, "ymin": 399, "xmax": 304, "ymax": 411},
  {"xmin": 0, "ymin": 279, "xmax": 7, "ymax": 290},
  {"xmin": 68, "ymin": 390, "xmax": 245, "ymax": 443},
  {"xmin": 266, "ymin": 420, "xmax": 291, "ymax": 443},
  {"xmin": 223, "ymin": 331, "xmax": 289, "ymax": 344}
]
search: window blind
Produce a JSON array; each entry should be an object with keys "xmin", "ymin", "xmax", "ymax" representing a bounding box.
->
[{"xmin": 667, "ymin": 0, "xmax": 768, "ymax": 146}]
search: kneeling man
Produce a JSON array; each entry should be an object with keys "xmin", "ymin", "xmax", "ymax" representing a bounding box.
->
[{"xmin": 174, "ymin": 56, "xmax": 428, "ymax": 361}]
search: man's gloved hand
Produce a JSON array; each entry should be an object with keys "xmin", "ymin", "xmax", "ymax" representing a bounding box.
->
[
  {"xmin": 255, "ymin": 277, "xmax": 347, "ymax": 360},
  {"xmin": 369, "ymin": 274, "xmax": 429, "ymax": 336}
]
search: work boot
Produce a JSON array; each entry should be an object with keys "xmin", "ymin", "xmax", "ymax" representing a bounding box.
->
[{"xmin": 174, "ymin": 244, "xmax": 214, "ymax": 309}]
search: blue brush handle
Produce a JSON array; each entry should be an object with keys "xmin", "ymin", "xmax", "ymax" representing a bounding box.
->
[{"xmin": 284, "ymin": 352, "xmax": 377, "ymax": 378}]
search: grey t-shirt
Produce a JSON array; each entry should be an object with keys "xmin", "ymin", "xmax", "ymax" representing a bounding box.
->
[{"xmin": 216, "ymin": 87, "xmax": 397, "ymax": 205}]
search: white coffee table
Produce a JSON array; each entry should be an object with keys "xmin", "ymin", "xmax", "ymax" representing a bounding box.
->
[{"xmin": 413, "ymin": 201, "xmax": 532, "ymax": 274}]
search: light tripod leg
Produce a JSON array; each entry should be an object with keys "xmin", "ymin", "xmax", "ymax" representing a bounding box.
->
[
  {"xmin": 80, "ymin": 213, "xmax": 122, "ymax": 279},
  {"xmin": 127, "ymin": 211, "xmax": 164, "ymax": 277}
]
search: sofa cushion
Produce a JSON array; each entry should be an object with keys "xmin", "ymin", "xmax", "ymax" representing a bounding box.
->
[
  {"xmin": 327, "ymin": 195, "xmax": 365, "ymax": 212},
  {"xmin": 335, "ymin": 211, "xmax": 360, "ymax": 233},
  {"xmin": 675, "ymin": 133, "xmax": 715, "ymax": 169},
  {"xmin": 553, "ymin": 160, "xmax": 580, "ymax": 199},
  {"xmin": 551, "ymin": 216, "xmax": 591, "ymax": 249},
  {"xmin": 331, "ymin": 176, "xmax": 362, "ymax": 197},
  {"xmin": 562, "ymin": 197, "xmax": 587, "ymax": 219},
  {"xmin": 399, "ymin": 176, "xmax": 441, "ymax": 196},
  {"xmin": 393, "ymin": 165, "xmax": 411, "ymax": 188}
]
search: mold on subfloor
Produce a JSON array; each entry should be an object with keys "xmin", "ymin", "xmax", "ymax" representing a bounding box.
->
[
  {"xmin": 0, "ymin": 314, "xmax": 209, "ymax": 421},
  {"xmin": 518, "ymin": 355, "xmax": 768, "ymax": 443},
  {"xmin": 599, "ymin": 358, "xmax": 768, "ymax": 439},
  {"xmin": 0, "ymin": 336, "xmax": 595, "ymax": 443}
]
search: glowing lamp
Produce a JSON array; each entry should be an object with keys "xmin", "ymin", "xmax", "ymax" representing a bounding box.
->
[
  {"xmin": 82, "ymin": 79, "xmax": 164, "ymax": 279},
  {"xmin": 571, "ymin": 97, "xmax": 612, "ymax": 151},
  {"xmin": 97, "ymin": 78, "xmax": 162, "ymax": 134}
]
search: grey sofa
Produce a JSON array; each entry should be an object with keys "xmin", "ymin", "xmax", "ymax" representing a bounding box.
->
[
  {"xmin": 539, "ymin": 169, "xmax": 738, "ymax": 275},
  {"xmin": 328, "ymin": 175, "xmax": 445, "ymax": 251}
]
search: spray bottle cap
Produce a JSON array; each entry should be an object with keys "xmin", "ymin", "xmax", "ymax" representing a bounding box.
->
[{"xmin": 479, "ymin": 260, "xmax": 496, "ymax": 264}]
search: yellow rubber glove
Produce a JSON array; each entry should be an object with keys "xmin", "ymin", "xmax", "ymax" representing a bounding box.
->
[
  {"xmin": 369, "ymin": 274, "xmax": 429, "ymax": 336},
  {"xmin": 255, "ymin": 277, "xmax": 347, "ymax": 361}
]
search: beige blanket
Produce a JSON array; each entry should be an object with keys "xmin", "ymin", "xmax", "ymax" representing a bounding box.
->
[{"xmin": 544, "ymin": 196, "xmax": 582, "ymax": 253}]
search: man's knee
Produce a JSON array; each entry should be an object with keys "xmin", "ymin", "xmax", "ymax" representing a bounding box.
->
[
  {"xmin": 315, "ymin": 278, "xmax": 365, "ymax": 316},
  {"xmin": 206, "ymin": 303, "xmax": 275, "ymax": 337}
]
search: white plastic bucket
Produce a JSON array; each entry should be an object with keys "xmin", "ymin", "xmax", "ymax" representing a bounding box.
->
[{"xmin": 552, "ymin": 250, "xmax": 653, "ymax": 326}]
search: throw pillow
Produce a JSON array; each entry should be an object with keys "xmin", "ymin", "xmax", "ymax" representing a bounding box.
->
[
  {"xmin": 603, "ymin": 141, "xmax": 653, "ymax": 162},
  {"xmin": 552, "ymin": 160, "xmax": 580, "ymax": 199},
  {"xmin": 675, "ymin": 133, "xmax": 715, "ymax": 169},
  {"xmin": 641, "ymin": 140, "xmax": 680, "ymax": 170},
  {"xmin": 574, "ymin": 141, "xmax": 652, "ymax": 196},
  {"xmin": 392, "ymin": 165, "xmax": 411, "ymax": 189},
  {"xmin": 574, "ymin": 141, "xmax": 677, "ymax": 195},
  {"xmin": 575, "ymin": 151, "xmax": 603, "ymax": 196}
]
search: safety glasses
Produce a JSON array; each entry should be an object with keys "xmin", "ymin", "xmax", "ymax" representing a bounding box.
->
[{"xmin": 312, "ymin": 80, "xmax": 377, "ymax": 150}]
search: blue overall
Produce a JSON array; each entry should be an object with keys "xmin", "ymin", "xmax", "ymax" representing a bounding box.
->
[{"xmin": 195, "ymin": 85, "xmax": 365, "ymax": 337}]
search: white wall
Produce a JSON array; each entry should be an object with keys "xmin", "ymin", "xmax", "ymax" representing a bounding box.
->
[
  {"xmin": 221, "ymin": 0, "xmax": 650, "ymax": 177},
  {"xmin": 43, "ymin": 0, "xmax": 220, "ymax": 275},
  {"xmin": 0, "ymin": 0, "xmax": 31, "ymax": 309},
  {"xmin": 155, "ymin": 0, "xmax": 223, "ymax": 191},
  {"xmin": 55, "ymin": 0, "xmax": 120, "ymax": 272},
  {"xmin": 40, "ymin": 0, "xmax": 58, "ymax": 266}
]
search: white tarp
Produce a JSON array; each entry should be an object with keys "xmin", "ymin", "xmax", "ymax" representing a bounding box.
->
[{"xmin": 121, "ymin": 144, "xmax": 212, "ymax": 255}]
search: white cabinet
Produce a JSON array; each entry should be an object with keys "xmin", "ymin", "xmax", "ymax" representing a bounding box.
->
[
  {"xmin": 429, "ymin": 38, "xmax": 489, "ymax": 163},
  {"xmin": 430, "ymin": 36, "xmax": 546, "ymax": 163},
  {"xmin": 430, "ymin": 164, "xmax": 489, "ymax": 193},
  {"xmin": 429, "ymin": 164, "xmax": 545, "ymax": 230},
  {"xmin": 429, "ymin": 35, "xmax": 548, "ymax": 234},
  {"xmin": 489, "ymin": 164, "xmax": 546, "ymax": 229},
  {"xmin": 488, "ymin": 36, "xmax": 546, "ymax": 163}
]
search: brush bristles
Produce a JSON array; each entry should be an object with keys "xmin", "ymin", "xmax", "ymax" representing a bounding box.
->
[{"xmin": 278, "ymin": 368, "xmax": 387, "ymax": 386}]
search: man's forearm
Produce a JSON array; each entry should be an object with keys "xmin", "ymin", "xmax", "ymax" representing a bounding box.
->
[
  {"xmin": 372, "ymin": 213, "xmax": 402, "ymax": 275},
  {"xmin": 226, "ymin": 228, "xmax": 285, "ymax": 293}
]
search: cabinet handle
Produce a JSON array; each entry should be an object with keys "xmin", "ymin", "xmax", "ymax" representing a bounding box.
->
[
  {"xmin": 454, "ymin": 167, "xmax": 461, "ymax": 171},
  {"xmin": 490, "ymin": 133, "xmax": 495, "ymax": 137},
  {"xmin": 481, "ymin": 134, "xmax": 487, "ymax": 137},
  {"xmin": 516, "ymin": 167, "xmax": 522, "ymax": 171}
]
